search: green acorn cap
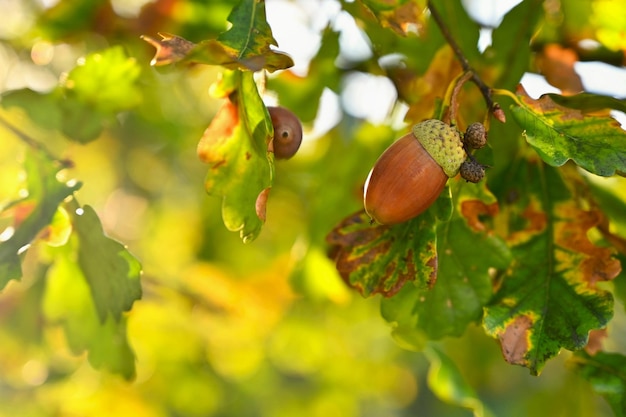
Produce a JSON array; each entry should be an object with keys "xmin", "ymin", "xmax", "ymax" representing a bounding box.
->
[{"xmin": 412, "ymin": 119, "xmax": 466, "ymax": 177}]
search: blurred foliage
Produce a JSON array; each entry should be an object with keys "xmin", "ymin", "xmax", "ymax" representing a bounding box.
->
[{"xmin": 0, "ymin": 0, "xmax": 626, "ymax": 416}]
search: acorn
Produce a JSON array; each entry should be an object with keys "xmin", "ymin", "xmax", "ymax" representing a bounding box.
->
[
  {"xmin": 364, "ymin": 119, "xmax": 467, "ymax": 225},
  {"xmin": 464, "ymin": 122, "xmax": 487, "ymax": 149},
  {"xmin": 267, "ymin": 106, "xmax": 303, "ymax": 159}
]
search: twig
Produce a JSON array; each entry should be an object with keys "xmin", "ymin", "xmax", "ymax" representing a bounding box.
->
[
  {"xmin": 0, "ymin": 115, "xmax": 72, "ymax": 167},
  {"xmin": 427, "ymin": 1, "xmax": 505, "ymax": 123}
]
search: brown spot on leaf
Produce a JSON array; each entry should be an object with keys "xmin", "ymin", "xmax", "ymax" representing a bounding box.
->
[
  {"xmin": 498, "ymin": 314, "xmax": 533, "ymax": 366},
  {"xmin": 460, "ymin": 200, "xmax": 499, "ymax": 232},
  {"xmin": 210, "ymin": 159, "xmax": 226, "ymax": 170},
  {"xmin": 554, "ymin": 206, "xmax": 621, "ymax": 287},
  {"xmin": 326, "ymin": 211, "xmax": 417, "ymax": 297},
  {"xmin": 506, "ymin": 199, "xmax": 547, "ymax": 245},
  {"xmin": 255, "ymin": 188, "xmax": 271, "ymax": 223},
  {"xmin": 515, "ymin": 85, "xmax": 611, "ymax": 123},
  {"xmin": 425, "ymin": 253, "xmax": 438, "ymax": 289}
]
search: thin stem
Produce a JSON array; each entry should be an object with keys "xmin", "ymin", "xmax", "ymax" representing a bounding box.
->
[
  {"xmin": 427, "ymin": 0, "xmax": 506, "ymax": 123},
  {"xmin": 0, "ymin": 115, "xmax": 71, "ymax": 167},
  {"xmin": 447, "ymin": 71, "xmax": 472, "ymax": 125}
]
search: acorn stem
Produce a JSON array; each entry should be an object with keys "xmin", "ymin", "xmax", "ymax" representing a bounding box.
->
[{"xmin": 445, "ymin": 71, "xmax": 472, "ymax": 125}]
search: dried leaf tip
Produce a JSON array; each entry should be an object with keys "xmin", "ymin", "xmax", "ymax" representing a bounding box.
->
[{"xmin": 141, "ymin": 32, "xmax": 195, "ymax": 66}]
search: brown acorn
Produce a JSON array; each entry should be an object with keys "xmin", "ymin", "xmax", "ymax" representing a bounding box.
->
[
  {"xmin": 267, "ymin": 106, "xmax": 303, "ymax": 159},
  {"xmin": 364, "ymin": 134, "xmax": 448, "ymax": 225}
]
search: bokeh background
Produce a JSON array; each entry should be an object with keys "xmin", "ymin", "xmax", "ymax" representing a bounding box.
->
[{"xmin": 1, "ymin": 0, "xmax": 626, "ymax": 416}]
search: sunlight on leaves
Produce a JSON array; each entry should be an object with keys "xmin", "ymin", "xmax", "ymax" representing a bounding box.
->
[
  {"xmin": 266, "ymin": 27, "xmax": 340, "ymax": 123},
  {"xmin": 592, "ymin": 0, "xmax": 626, "ymax": 51},
  {"xmin": 43, "ymin": 241, "xmax": 136, "ymax": 380},
  {"xmin": 142, "ymin": 0, "xmax": 293, "ymax": 72},
  {"xmin": 510, "ymin": 86, "xmax": 626, "ymax": 176},
  {"xmin": 197, "ymin": 70, "xmax": 274, "ymax": 242},
  {"xmin": 64, "ymin": 46, "xmax": 142, "ymax": 114},
  {"xmin": 0, "ymin": 152, "xmax": 79, "ymax": 289},
  {"xmin": 2, "ymin": 46, "xmax": 142, "ymax": 144}
]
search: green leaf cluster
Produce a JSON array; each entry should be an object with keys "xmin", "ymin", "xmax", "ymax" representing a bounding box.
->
[{"xmin": 2, "ymin": 46, "xmax": 141, "ymax": 143}]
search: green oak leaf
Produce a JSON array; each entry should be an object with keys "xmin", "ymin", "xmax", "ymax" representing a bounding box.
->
[
  {"xmin": 0, "ymin": 152, "xmax": 80, "ymax": 289},
  {"xmin": 2, "ymin": 46, "xmax": 141, "ymax": 144},
  {"xmin": 326, "ymin": 209, "xmax": 438, "ymax": 298},
  {"xmin": 483, "ymin": 157, "xmax": 619, "ymax": 375},
  {"xmin": 360, "ymin": 0, "xmax": 412, "ymax": 13},
  {"xmin": 487, "ymin": 0, "xmax": 544, "ymax": 90},
  {"xmin": 197, "ymin": 70, "xmax": 274, "ymax": 242},
  {"xmin": 1, "ymin": 89, "xmax": 63, "ymax": 131},
  {"xmin": 142, "ymin": 0, "xmax": 293, "ymax": 72},
  {"xmin": 43, "ymin": 241, "xmax": 136, "ymax": 380},
  {"xmin": 510, "ymin": 85, "xmax": 626, "ymax": 176},
  {"xmin": 545, "ymin": 92, "xmax": 626, "ymax": 113},
  {"xmin": 380, "ymin": 214, "xmax": 510, "ymax": 347},
  {"xmin": 326, "ymin": 177, "xmax": 510, "ymax": 348},
  {"xmin": 72, "ymin": 205, "xmax": 142, "ymax": 322},
  {"xmin": 569, "ymin": 351, "xmax": 626, "ymax": 416},
  {"xmin": 376, "ymin": 179, "xmax": 510, "ymax": 349},
  {"xmin": 63, "ymin": 45, "xmax": 142, "ymax": 114},
  {"xmin": 325, "ymin": 186, "xmax": 455, "ymax": 298}
]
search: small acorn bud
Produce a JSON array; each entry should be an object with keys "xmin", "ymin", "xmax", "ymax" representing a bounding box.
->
[
  {"xmin": 459, "ymin": 159, "xmax": 485, "ymax": 183},
  {"xmin": 464, "ymin": 122, "xmax": 487, "ymax": 149},
  {"xmin": 267, "ymin": 106, "xmax": 303, "ymax": 159}
]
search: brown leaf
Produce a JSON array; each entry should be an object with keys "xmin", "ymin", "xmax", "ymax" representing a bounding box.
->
[
  {"xmin": 404, "ymin": 46, "xmax": 463, "ymax": 122},
  {"xmin": 553, "ymin": 206, "xmax": 622, "ymax": 287},
  {"xmin": 141, "ymin": 32, "xmax": 195, "ymax": 66},
  {"xmin": 535, "ymin": 43, "xmax": 583, "ymax": 95},
  {"xmin": 505, "ymin": 198, "xmax": 548, "ymax": 246},
  {"xmin": 379, "ymin": 2, "xmax": 425, "ymax": 36}
]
